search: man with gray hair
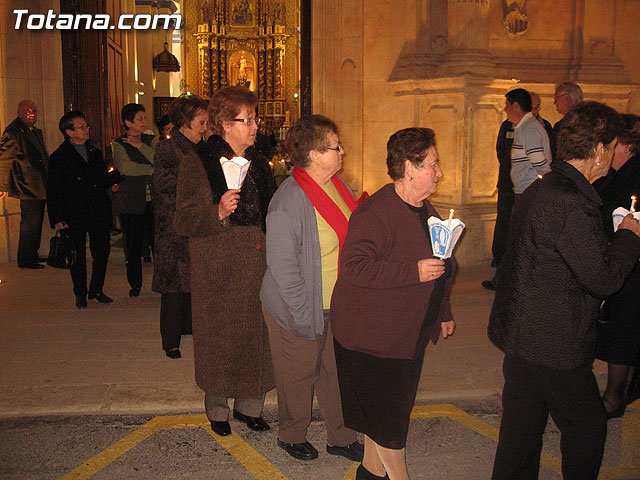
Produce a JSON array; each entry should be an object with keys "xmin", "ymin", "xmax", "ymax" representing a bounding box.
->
[
  {"xmin": 551, "ymin": 81, "xmax": 583, "ymax": 159},
  {"xmin": 0, "ymin": 99, "xmax": 49, "ymax": 269}
]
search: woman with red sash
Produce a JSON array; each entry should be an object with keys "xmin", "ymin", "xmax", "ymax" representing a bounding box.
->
[{"xmin": 260, "ymin": 115, "xmax": 364, "ymax": 463}]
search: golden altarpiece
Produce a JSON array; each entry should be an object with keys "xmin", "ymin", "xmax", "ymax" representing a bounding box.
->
[{"xmin": 184, "ymin": 0, "xmax": 299, "ymax": 135}]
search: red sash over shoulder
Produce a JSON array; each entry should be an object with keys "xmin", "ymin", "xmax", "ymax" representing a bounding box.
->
[{"xmin": 292, "ymin": 167, "xmax": 358, "ymax": 257}]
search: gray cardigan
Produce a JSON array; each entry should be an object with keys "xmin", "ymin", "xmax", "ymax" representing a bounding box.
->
[{"xmin": 260, "ymin": 174, "xmax": 350, "ymax": 340}]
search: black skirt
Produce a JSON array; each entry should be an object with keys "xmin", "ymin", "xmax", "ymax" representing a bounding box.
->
[
  {"xmin": 334, "ymin": 256, "xmax": 452, "ymax": 450},
  {"xmin": 334, "ymin": 338, "xmax": 427, "ymax": 449},
  {"xmin": 595, "ymin": 265, "xmax": 640, "ymax": 366}
]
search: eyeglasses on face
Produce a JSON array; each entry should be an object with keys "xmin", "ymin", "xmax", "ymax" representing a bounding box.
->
[
  {"xmin": 554, "ymin": 93, "xmax": 569, "ymax": 101},
  {"xmin": 74, "ymin": 124, "xmax": 90, "ymax": 130},
  {"xmin": 231, "ymin": 117, "xmax": 262, "ymax": 126},
  {"xmin": 325, "ymin": 142, "xmax": 344, "ymax": 153}
]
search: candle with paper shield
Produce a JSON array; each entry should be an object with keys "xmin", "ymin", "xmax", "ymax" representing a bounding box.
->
[
  {"xmin": 630, "ymin": 195, "xmax": 637, "ymax": 213},
  {"xmin": 427, "ymin": 211, "xmax": 465, "ymax": 259},
  {"xmin": 220, "ymin": 156, "xmax": 251, "ymax": 189}
]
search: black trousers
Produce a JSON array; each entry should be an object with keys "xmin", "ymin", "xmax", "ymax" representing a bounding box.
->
[
  {"xmin": 120, "ymin": 202, "xmax": 154, "ymax": 289},
  {"xmin": 490, "ymin": 188, "xmax": 514, "ymax": 265},
  {"xmin": 17, "ymin": 199, "xmax": 45, "ymax": 267},
  {"xmin": 160, "ymin": 292, "xmax": 192, "ymax": 351},
  {"xmin": 67, "ymin": 222, "xmax": 111, "ymax": 297},
  {"xmin": 492, "ymin": 355, "xmax": 607, "ymax": 480}
]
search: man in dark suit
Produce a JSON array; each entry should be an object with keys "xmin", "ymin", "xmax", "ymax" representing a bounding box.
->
[
  {"xmin": 530, "ymin": 92, "xmax": 553, "ymax": 139},
  {"xmin": 0, "ymin": 99, "xmax": 49, "ymax": 269},
  {"xmin": 47, "ymin": 111, "xmax": 121, "ymax": 308}
]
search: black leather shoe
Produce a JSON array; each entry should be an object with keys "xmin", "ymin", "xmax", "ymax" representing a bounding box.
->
[
  {"xmin": 76, "ymin": 296, "xmax": 87, "ymax": 309},
  {"xmin": 19, "ymin": 263, "xmax": 45, "ymax": 269},
  {"xmin": 128, "ymin": 287, "xmax": 140, "ymax": 297},
  {"xmin": 88, "ymin": 292, "xmax": 113, "ymax": 303},
  {"xmin": 327, "ymin": 441, "xmax": 364, "ymax": 461},
  {"xmin": 165, "ymin": 349, "xmax": 181, "ymax": 359},
  {"xmin": 277, "ymin": 439, "xmax": 318, "ymax": 460},
  {"xmin": 233, "ymin": 410, "xmax": 270, "ymax": 431},
  {"xmin": 210, "ymin": 420, "xmax": 231, "ymax": 436}
]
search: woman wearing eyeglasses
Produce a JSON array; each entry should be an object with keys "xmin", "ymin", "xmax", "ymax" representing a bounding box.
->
[
  {"xmin": 260, "ymin": 115, "xmax": 364, "ymax": 463},
  {"xmin": 174, "ymin": 86, "xmax": 276, "ymax": 437}
]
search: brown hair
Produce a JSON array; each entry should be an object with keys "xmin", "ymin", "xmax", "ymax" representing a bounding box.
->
[
  {"xmin": 208, "ymin": 86, "xmax": 258, "ymax": 135},
  {"xmin": 168, "ymin": 94, "xmax": 208, "ymax": 129},
  {"xmin": 386, "ymin": 128, "xmax": 436, "ymax": 180},
  {"xmin": 285, "ymin": 115, "xmax": 339, "ymax": 168},
  {"xmin": 618, "ymin": 113, "xmax": 640, "ymax": 156},
  {"xmin": 556, "ymin": 101, "xmax": 622, "ymax": 163}
]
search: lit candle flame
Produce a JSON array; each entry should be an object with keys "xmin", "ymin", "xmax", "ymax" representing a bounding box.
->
[
  {"xmin": 631, "ymin": 195, "xmax": 637, "ymax": 213},
  {"xmin": 448, "ymin": 209, "xmax": 454, "ymax": 229}
]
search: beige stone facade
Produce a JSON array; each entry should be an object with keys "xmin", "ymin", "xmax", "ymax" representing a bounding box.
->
[
  {"xmin": 1, "ymin": 0, "xmax": 640, "ymax": 265},
  {"xmin": 313, "ymin": 0, "xmax": 640, "ymax": 266},
  {"xmin": 0, "ymin": 0, "xmax": 64, "ymax": 262}
]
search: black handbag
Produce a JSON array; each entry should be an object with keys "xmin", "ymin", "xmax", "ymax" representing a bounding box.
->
[{"xmin": 47, "ymin": 230, "xmax": 76, "ymax": 269}]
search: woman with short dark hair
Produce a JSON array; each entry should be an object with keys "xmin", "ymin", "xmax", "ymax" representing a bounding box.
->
[
  {"xmin": 261, "ymin": 114, "xmax": 363, "ymax": 463},
  {"xmin": 489, "ymin": 102, "xmax": 640, "ymax": 480},
  {"xmin": 331, "ymin": 127, "xmax": 457, "ymax": 480},
  {"xmin": 152, "ymin": 94, "xmax": 208, "ymax": 359},
  {"xmin": 594, "ymin": 113, "xmax": 640, "ymax": 418},
  {"xmin": 112, "ymin": 103, "xmax": 157, "ymax": 297},
  {"xmin": 174, "ymin": 86, "xmax": 275, "ymax": 437}
]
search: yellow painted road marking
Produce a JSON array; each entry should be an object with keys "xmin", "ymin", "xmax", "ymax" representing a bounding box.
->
[
  {"xmin": 411, "ymin": 402, "xmax": 640, "ymax": 479},
  {"xmin": 59, "ymin": 421, "xmax": 160, "ymax": 480},
  {"xmin": 342, "ymin": 462, "xmax": 358, "ymax": 480},
  {"xmin": 202, "ymin": 423, "xmax": 287, "ymax": 480},
  {"xmin": 59, "ymin": 403, "xmax": 640, "ymax": 479}
]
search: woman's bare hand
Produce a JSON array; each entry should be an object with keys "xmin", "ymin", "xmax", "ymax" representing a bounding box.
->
[
  {"xmin": 619, "ymin": 213, "xmax": 640, "ymax": 236},
  {"xmin": 441, "ymin": 320, "xmax": 455, "ymax": 338},
  {"xmin": 418, "ymin": 258, "xmax": 445, "ymax": 282},
  {"xmin": 218, "ymin": 189, "xmax": 241, "ymax": 220}
]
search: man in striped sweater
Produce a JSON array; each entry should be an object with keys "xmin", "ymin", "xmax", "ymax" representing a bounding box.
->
[{"xmin": 505, "ymin": 88, "xmax": 551, "ymax": 197}]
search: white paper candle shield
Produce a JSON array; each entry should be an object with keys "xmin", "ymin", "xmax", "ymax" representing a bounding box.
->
[
  {"xmin": 428, "ymin": 216, "xmax": 465, "ymax": 259},
  {"xmin": 612, "ymin": 206, "xmax": 640, "ymax": 232},
  {"xmin": 220, "ymin": 156, "xmax": 250, "ymax": 189}
]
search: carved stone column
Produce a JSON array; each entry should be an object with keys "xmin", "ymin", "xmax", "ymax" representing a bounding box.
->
[{"xmin": 441, "ymin": 0, "xmax": 494, "ymax": 76}]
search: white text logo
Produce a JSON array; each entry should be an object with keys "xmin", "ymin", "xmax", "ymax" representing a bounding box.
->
[{"xmin": 13, "ymin": 9, "xmax": 182, "ymax": 30}]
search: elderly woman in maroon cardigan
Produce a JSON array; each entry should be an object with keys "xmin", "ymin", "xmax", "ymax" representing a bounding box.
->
[{"xmin": 331, "ymin": 128, "xmax": 457, "ymax": 480}]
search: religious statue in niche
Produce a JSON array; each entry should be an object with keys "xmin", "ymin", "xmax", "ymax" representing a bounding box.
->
[
  {"xmin": 229, "ymin": 51, "xmax": 256, "ymax": 91},
  {"xmin": 273, "ymin": 0, "xmax": 286, "ymax": 25},
  {"xmin": 502, "ymin": 0, "xmax": 528, "ymax": 37},
  {"xmin": 232, "ymin": 0, "xmax": 254, "ymax": 26}
]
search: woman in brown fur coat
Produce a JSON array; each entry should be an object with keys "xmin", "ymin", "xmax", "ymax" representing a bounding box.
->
[{"xmin": 174, "ymin": 86, "xmax": 276, "ymax": 437}]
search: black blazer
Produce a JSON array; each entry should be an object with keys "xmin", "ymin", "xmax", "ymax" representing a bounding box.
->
[
  {"xmin": 488, "ymin": 160, "xmax": 640, "ymax": 369},
  {"xmin": 47, "ymin": 140, "xmax": 121, "ymax": 229}
]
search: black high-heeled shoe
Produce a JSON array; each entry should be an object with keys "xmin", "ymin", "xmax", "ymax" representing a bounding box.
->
[{"xmin": 355, "ymin": 464, "xmax": 389, "ymax": 480}]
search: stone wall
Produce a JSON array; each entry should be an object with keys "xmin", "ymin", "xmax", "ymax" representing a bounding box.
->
[
  {"xmin": 313, "ymin": 0, "xmax": 640, "ymax": 267},
  {"xmin": 0, "ymin": 0, "xmax": 64, "ymax": 262}
]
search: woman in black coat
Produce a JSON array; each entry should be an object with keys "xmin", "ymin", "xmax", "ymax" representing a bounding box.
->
[
  {"xmin": 488, "ymin": 102, "xmax": 640, "ymax": 480},
  {"xmin": 593, "ymin": 113, "xmax": 640, "ymax": 418},
  {"xmin": 152, "ymin": 95, "xmax": 209, "ymax": 359}
]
